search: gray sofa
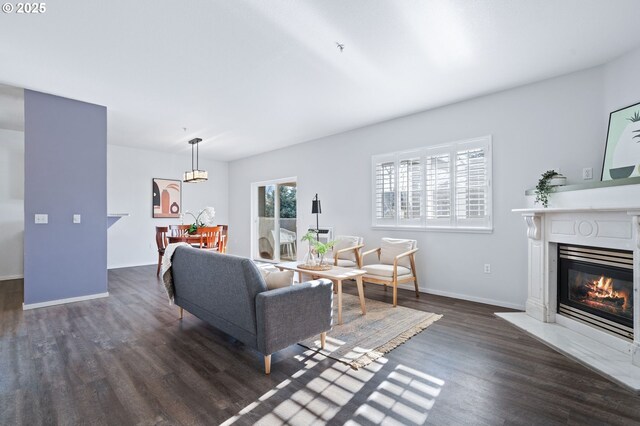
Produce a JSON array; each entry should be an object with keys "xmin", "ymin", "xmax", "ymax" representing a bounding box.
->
[{"xmin": 171, "ymin": 246, "xmax": 333, "ymax": 374}]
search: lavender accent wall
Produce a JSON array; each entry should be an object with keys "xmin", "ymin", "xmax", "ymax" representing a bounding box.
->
[{"xmin": 24, "ymin": 90, "xmax": 107, "ymax": 305}]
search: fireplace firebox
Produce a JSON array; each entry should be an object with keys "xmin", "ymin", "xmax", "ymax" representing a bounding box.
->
[{"xmin": 558, "ymin": 244, "xmax": 634, "ymax": 340}]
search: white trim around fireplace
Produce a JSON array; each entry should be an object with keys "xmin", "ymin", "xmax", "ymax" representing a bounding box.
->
[{"xmin": 502, "ymin": 195, "xmax": 640, "ymax": 392}]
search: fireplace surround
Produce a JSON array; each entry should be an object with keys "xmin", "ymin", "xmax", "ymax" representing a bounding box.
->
[{"xmin": 499, "ymin": 182, "xmax": 640, "ymax": 391}]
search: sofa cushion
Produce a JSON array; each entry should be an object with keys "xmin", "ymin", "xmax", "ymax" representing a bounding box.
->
[
  {"xmin": 363, "ymin": 264, "xmax": 411, "ymax": 277},
  {"xmin": 380, "ymin": 238, "xmax": 415, "ymax": 268},
  {"xmin": 259, "ymin": 268, "xmax": 294, "ymax": 290}
]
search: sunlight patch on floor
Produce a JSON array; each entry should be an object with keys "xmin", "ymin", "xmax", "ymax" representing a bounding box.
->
[
  {"xmin": 348, "ymin": 364, "xmax": 445, "ymax": 425},
  {"xmin": 222, "ymin": 349, "xmax": 445, "ymax": 425}
]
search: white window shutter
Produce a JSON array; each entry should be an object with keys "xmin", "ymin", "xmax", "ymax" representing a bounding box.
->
[
  {"xmin": 454, "ymin": 137, "xmax": 492, "ymax": 229},
  {"xmin": 372, "ymin": 154, "xmax": 397, "ymax": 226},
  {"xmin": 398, "ymin": 153, "xmax": 423, "ymax": 224},
  {"xmin": 425, "ymin": 147, "xmax": 452, "ymax": 227}
]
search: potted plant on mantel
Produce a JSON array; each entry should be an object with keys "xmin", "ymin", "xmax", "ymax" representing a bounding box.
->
[{"xmin": 534, "ymin": 170, "xmax": 566, "ymax": 208}]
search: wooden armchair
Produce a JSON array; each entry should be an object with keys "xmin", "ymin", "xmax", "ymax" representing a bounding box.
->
[
  {"xmin": 331, "ymin": 235, "xmax": 364, "ymax": 268},
  {"xmin": 361, "ymin": 238, "xmax": 419, "ymax": 307}
]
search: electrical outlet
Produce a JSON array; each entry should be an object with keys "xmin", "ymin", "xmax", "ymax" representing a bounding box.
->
[
  {"xmin": 34, "ymin": 214, "xmax": 48, "ymax": 224},
  {"xmin": 484, "ymin": 264, "xmax": 491, "ymax": 274},
  {"xmin": 583, "ymin": 167, "xmax": 593, "ymax": 180},
  {"xmin": 73, "ymin": 214, "xmax": 81, "ymax": 224}
]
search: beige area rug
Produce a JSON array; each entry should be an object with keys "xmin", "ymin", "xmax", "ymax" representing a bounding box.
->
[{"xmin": 300, "ymin": 293, "xmax": 442, "ymax": 369}]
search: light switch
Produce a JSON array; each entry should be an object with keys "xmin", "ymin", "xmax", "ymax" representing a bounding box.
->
[
  {"xmin": 73, "ymin": 214, "xmax": 81, "ymax": 224},
  {"xmin": 35, "ymin": 214, "xmax": 48, "ymax": 224}
]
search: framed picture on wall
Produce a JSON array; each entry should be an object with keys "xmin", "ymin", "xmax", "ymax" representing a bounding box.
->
[
  {"xmin": 602, "ymin": 101, "xmax": 640, "ymax": 181},
  {"xmin": 153, "ymin": 178, "xmax": 182, "ymax": 218}
]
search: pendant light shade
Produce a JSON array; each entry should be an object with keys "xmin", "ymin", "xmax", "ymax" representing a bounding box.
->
[{"xmin": 183, "ymin": 138, "xmax": 208, "ymax": 183}]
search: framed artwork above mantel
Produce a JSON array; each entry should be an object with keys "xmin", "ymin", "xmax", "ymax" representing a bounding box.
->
[
  {"xmin": 153, "ymin": 178, "xmax": 182, "ymax": 218},
  {"xmin": 602, "ymin": 101, "xmax": 640, "ymax": 181}
]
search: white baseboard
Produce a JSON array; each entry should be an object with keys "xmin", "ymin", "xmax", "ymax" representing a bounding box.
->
[
  {"xmin": 23, "ymin": 292, "xmax": 109, "ymax": 310},
  {"xmin": 396, "ymin": 283, "xmax": 525, "ymax": 311},
  {"xmin": 0, "ymin": 274, "xmax": 23, "ymax": 281},
  {"xmin": 108, "ymin": 262, "xmax": 155, "ymax": 270}
]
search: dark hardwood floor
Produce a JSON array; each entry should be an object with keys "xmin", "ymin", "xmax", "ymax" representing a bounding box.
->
[{"xmin": 2, "ymin": 266, "xmax": 640, "ymax": 425}]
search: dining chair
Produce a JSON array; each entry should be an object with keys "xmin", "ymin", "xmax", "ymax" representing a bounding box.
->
[
  {"xmin": 199, "ymin": 226, "xmax": 223, "ymax": 251},
  {"xmin": 361, "ymin": 238, "xmax": 420, "ymax": 307},
  {"xmin": 169, "ymin": 224, "xmax": 190, "ymax": 237},
  {"xmin": 219, "ymin": 224, "xmax": 229, "ymax": 253},
  {"xmin": 155, "ymin": 226, "xmax": 169, "ymax": 276}
]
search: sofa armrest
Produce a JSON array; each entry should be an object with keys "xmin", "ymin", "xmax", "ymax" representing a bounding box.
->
[{"xmin": 255, "ymin": 279, "xmax": 333, "ymax": 355}]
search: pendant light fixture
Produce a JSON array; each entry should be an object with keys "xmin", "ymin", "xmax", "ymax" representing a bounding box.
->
[{"xmin": 183, "ymin": 138, "xmax": 208, "ymax": 183}]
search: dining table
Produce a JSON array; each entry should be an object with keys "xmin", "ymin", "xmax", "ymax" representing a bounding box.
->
[{"xmin": 167, "ymin": 233, "xmax": 203, "ymax": 245}]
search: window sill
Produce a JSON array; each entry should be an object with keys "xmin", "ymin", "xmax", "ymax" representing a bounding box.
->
[{"xmin": 371, "ymin": 225, "xmax": 493, "ymax": 234}]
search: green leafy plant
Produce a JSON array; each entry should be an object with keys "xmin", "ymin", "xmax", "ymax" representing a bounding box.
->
[
  {"xmin": 302, "ymin": 231, "xmax": 336, "ymax": 265},
  {"xmin": 627, "ymin": 111, "xmax": 640, "ymax": 123},
  {"xmin": 535, "ymin": 170, "xmax": 559, "ymax": 208}
]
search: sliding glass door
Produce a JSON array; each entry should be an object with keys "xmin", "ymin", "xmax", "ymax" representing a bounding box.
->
[{"xmin": 252, "ymin": 178, "xmax": 297, "ymax": 262}]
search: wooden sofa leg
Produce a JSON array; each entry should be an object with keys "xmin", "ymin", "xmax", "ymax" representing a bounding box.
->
[
  {"xmin": 264, "ymin": 355, "xmax": 271, "ymax": 375},
  {"xmin": 179, "ymin": 307, "xmax": 184, "ymax": 319},
  {"xmin": 320, "ymin": 332, "xmax": 326, "ymax": 350}
]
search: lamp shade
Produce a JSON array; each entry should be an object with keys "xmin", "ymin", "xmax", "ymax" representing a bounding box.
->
[
  {"xmin": 183, "ymin": 138, "xmax": 208, "ymax": 183},
  {"xmin": 183, "ymin": 169, "xmax": 208, "ymax": 183},
  {"xmin": 312, "ymin": 194, "xmax": 321, "ymax": 214}
]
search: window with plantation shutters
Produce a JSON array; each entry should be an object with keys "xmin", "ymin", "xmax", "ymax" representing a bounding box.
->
[{"xmin": 372, "ymin": 136, "xmax": 492, "ymax": 231}]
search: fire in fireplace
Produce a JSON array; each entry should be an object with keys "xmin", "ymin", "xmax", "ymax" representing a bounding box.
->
[{"xmin": 558, "ymin": 244, "xmax": 634, "ymax": 340}]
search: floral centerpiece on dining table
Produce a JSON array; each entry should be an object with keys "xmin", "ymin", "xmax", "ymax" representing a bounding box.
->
[{"xmin": 183, "ymin": 206, "xmax": 216, "ymax": 234}]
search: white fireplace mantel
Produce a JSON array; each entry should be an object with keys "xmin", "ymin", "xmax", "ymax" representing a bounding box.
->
[{"xmin": 499, "ymin": 184, "xmax": 640, "ymax": 392}]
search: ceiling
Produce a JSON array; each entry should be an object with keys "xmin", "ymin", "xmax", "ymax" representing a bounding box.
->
[{"xmin": 1, "ymin": 1, "xmax": 640, "ymax": 161}]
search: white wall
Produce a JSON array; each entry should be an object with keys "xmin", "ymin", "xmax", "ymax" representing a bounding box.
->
[
  {"xmin": 228, "ymin": 47, "xmax": 640, "ymax": 309},
  {"xmin": 0, "ymin": 128, "xmax": 24, "ymax": 280},
  {"xmin": 107, "ymin": 145, "xmax": 228, "ymax": 269},
  {"xmin": 604, "ymin": 47, "xmax": 640, "ymax": 117}
]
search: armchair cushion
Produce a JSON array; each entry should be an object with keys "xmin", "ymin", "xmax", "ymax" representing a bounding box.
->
[
  {"xmin": 335, "ymin": 259, "xmax": 357, "ymax": 268},
  {"xmin": 380, "ymin": 238, "xmax": 415, "ymax": 268},
  {"xmin": 363, "ymin": 264, "xmax": 411, "ymax": 277},
  {"xmin": 333, "ymin": 235, "xmax": 361, "ymax": 261}
]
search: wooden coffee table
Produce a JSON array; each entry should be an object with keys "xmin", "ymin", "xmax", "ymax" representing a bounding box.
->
[{"xmin": 275, "ymin": 262, "xmax": 367, "ymax": 325}]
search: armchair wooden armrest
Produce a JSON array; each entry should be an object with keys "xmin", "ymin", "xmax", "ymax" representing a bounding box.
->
[
  {"xmin": 393, "ymin": 248, "xmax": 419, "ymax": 276},
  {"xmin": 361, "ymin": 247, "xmax": 381, "ymax": 266},
  {"xmin": 394, "ymin": 248, "xmax": 419, "ymax": 262},
  {"xmin": 333, "ymin": 244, "xmax": 365, "ymax": 267},
  {"xmin": 361, "ymin": 247, "xmax": 381, "ymax": 258}
]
